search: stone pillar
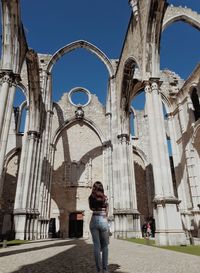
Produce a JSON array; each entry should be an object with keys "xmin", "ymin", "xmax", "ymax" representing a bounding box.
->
[
  {"xmin": 14, "ymin": 130, "xmax": 40, "ymax": 240},
  {"xmin": 167, "ymin": 113, "xmax": 189, "ymax": 211},
  {"xmin": 185, "ymin": 148, "xmax": 200, "ymax": 237},
  {"xmin": 145, "ymin": 79, "xmax": 186, "ymax": 245},
  {"xmin": 39, "ymin": 107, "xmax": 54, "ymax": 239},
  {"xmin": 109, "ymin": 76, "xmax": 121, "ymax": 232},
  {"xmin": 114, "ymin": 133, "xmax": 141, "ymax": 238},
  {"xmin": 0, "ymin": 71, "xmax": 20, "ymax": 205},
  {"xmin": 185, "ymin": 148, "xmax": 200, "ymax": 209},
  {"xmin": 102, "ymin": 140, "xmax": 113, "ymax": 216}
]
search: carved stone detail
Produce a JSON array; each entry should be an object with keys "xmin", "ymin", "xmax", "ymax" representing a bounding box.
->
[{"xmin": 0, "ymin": 70, "xmax": 21, "ymax": 86}]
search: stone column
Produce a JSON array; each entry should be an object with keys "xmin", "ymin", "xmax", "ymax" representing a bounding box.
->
[
  {"xmin": 0, "ymin": 71, "xmax": 14, "ymax": 134},
  {"xmin": 39, "ymin": 107, "xmax": 54, "ymax": 239},
  {"xmin": 0, "ymin": 71, "xmax": 20, "ymax": 205},
  {"xmin": 167, "ymin": 113, "xmax": 188, "ymax": 208},
  {"xmin": 144, "ymin": 83, "xmax": 163, "ymax": 196},
  {"xmin": 14, "ymin": 130, "xmax": 40, "ymax": 240},
  {"xmin": 114, "ymin": 133, "xmax": 141, "ymax": 238},
  {"xmin": 145, "ymin": 79, "xmax": 186, "ymax": 245},
  {"xmin": 102, "ymin": 140, "xmax": 113, "ymax": 215},
  {"xmin": 109, "ymin": 76, "xmax": 121, "ymax": 233},
  {"xmin": 185, "ymin": 147, "xmax": 200, "ymax": 236},
  {"xmin": 167, "ymin": 113, "xmax": 192, "ymax": 240}
]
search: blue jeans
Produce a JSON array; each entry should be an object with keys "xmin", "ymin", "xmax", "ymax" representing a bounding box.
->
[{"xmin": 90, "ymin": 215, "xmax": 109, "ymax": 272}]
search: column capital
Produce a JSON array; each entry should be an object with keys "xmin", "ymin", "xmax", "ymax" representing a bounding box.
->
[
  {"xmin": 27, "ymin": 130, "xmax": 40, "ymax": 139},
  {"xmin": 144, "ymin": 82, "xmax": 151, "ymax": 93},
  {"xmin": 105, "ymin": 112, "xmax": 112, "ymax": 117},
  {"xmin": 113, "ymin": 208, "xmax": 139, "ymax": 215},
  {"xmin": 117, "ymin": 133, "xmax": 129, "ymax": 143},
  {"xmin": 0, "ymin": 70, "xmax": 21, "ymax": 86},
  {"xmin": 102, "ymin": 140, "xmax": 112, "ymax": 148},
  {"xmin": 47, "ymin": 109, "xmax": 54, "ymax": 115},
  {"xmin": 149, "ymin": 77, "xmax": 163, "ymax": 88},
  {"xmin": 153, "ymin": 196, "xmax": 180, "ymax": 208}
]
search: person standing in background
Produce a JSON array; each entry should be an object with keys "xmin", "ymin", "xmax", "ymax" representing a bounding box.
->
[{"xmin": 89, "ymin": 181, "xmax": 109, "ymax": 273}]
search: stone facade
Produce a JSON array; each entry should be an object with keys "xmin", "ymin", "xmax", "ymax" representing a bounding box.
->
[{"xmin": 0, "ymin": 0, "xmax": 200, "ymax": 246}]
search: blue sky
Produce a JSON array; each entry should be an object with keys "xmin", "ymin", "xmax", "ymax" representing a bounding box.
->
[{"xmin": 10, "ymin": 0, "xmax": 200, "ymax": 107}]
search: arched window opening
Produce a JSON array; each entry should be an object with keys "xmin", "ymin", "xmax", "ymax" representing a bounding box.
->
[
  {"xmin": 52, "ymin": 48, "xmax": 108, "ymax": 106},
  {"xmin": 18, "ymin": 103, "xmax": 27, "ymax": 133},
  {"xmin": 130, "ymin": 91, "xmax": 145, "ymax": 140},
  {"xmin": 129, "ymin": 109, "xmax": 136, "ymax": 137},
  {"xmin": 162, "ymin": 103, "xmax": 171, "ymax": 155},
  {"xmin": 162, "ymin": 102, "xmax": 177, "ymax": 196},
  {"xmin": 191, "ymin": 88, "xmax": 200, "ymax": 121},
  {"xmin": 13, "ymin": 88, "xmax": 27, "ymax": 134},
  {"xmin": 161, "ymin": 21, "xmax": 200, "ymax": 80}
]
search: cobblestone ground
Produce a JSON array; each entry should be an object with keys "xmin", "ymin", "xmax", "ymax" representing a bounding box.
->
[{"xmin": 0, "ymin": 238, "xmax": 200, "ymax": 273}]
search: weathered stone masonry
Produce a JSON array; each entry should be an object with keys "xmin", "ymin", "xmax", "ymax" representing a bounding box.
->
[{"xmin": 0, "ymin": 0, "xmax": 200, "ymax": 246}]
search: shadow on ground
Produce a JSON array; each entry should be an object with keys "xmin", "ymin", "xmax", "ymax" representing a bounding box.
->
[{"xmin": 1, "ymin": 239, "xmax": 126, "ymax": 273}]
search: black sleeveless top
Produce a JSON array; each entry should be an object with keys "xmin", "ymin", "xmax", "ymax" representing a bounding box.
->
[{"xmin": 89, "ymin": 191, "xmax": 108, "ymax": 211}]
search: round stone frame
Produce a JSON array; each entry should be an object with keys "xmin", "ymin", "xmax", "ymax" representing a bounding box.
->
[{"xmin": 68, "ymin": 87, "xmax": 91, "ymax": 107}]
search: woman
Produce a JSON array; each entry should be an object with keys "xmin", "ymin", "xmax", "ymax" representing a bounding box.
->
[{"xmin": 89, "ymin": 181, "xmax": 109, "ymax": 273}]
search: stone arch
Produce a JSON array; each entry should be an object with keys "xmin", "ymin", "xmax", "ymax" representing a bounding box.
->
[
  {"xmin": 162, "ymin": 6, "xmax": 200, "ymax": 31},
  {"xmin": 190, "ymin": 86, "xmax": 200, "ymax": 121},
  {"xmin": 46, "ymin": 40, "xmax": 114, "ymax": 77},
  {"xmin": 1, "ymin": 147, "xmax": 21, "ymax": 239},
  {"xmin": 17, "ymin": 83, "xmax": 28, "ymax": 103},
  {"xmin": 120, "ymin": 58, "xmax": 141, "ymax": 134},
  {"xmin": 4, "ymin": 147, "xmax": 21, "ymax": 168},
  {"xmin": 133, "ymin": 146, "xmax": 148, "ymax": 166},
  {"xmin": 160, "ymin": 93, "xmax": 172, "ymax": 115},
  {"xmin": 52, "ymin": 117, "xmax": 106, "ymax": 147},
  {"xmin": 50, "ymin": 117, "xmax": 106, "ymax": 238},
  {"xmin": 132, "ymin": 146, "xmax": 151, "ymax": 224},
  {"xmin": 16, "ymin": 100, "xmax": 27, "ymax": 133},
  {"xmin": 121, "ymin": 57, "xmax": 141, "ymax": 104},
  {"xmin": 192, "ymin": 124, "xmax": 200, "ymax": 148},
  {"xmin": 130, "ymin": 106, "xmax": 138, "ymax": 137}
]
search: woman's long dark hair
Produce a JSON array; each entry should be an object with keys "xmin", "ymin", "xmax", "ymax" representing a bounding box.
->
[
  {"xmin": 92, "ymin": 181, "xmax": 104, "ymax": 195},
  {"xmin": 89, "ymin": 181, "xmax": 107, "ymax": 210}
]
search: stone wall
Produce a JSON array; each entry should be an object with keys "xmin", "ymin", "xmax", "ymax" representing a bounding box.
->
[{"xmin": 50, "ymin": 91, "xmax": 107, "ymax": 238}]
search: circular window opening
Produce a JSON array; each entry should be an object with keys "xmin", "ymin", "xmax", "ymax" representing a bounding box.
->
[{"xmin": 68, "ymin": 88, "xmax": 91, "ymax": 107}]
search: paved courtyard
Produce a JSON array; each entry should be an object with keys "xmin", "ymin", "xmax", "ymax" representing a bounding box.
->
[{"xmin": 0, "ymin": 238, "xmax": 200, "ymax": 273}]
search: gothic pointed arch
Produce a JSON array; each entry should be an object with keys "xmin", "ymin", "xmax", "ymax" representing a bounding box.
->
[
  {"xmin": 52, "ymin": 117, "xmax": 106, "ymax": 147},
  {"xmin": 120, "ymin": 57, "xmax": 142, "ymax": 134},
  {"xmin": 120, "ymin": 58, "xmax": 141, "ymax": 111},
  {"xmin": 4, "ymin": 147, "xmax": 21, "ymax": 168},
  {"xmin": 162, "ymin": 5, "xmax": 200, "ymax": 31},
  {"xmin": 46, "ymin": 40, "xmax": 114, "ymax": 77},
  {"xmin": 190, "ymin": 87, "xmax": 200, "ymax": 121}
]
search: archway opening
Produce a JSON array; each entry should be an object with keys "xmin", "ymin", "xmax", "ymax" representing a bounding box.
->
[
  {"xmin": 51, "ymin": 48, "xmax": 109, "ymax": 106},
  {"xmin": 13, "ymin": 87, "xmax": 27, "ymax": 134},
  {"xmin": 161, "ymin": 21, "xmax": 200, "ymax": 79},
  {"xmin": 68, "ymin": 212, "xmax": 84, "ymax": 238},
  {"xmin": 191, "ymin": 88, "xmax": 200, "ymax": 121},
  {"xmin": 51, "ymin": 121, "xmax": 103, "ymax": 238}
]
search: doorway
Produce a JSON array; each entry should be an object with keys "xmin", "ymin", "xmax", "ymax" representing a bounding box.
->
[{"xmin": 68, "ymin": 212, "xmax": 83, "ymax": 238}]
